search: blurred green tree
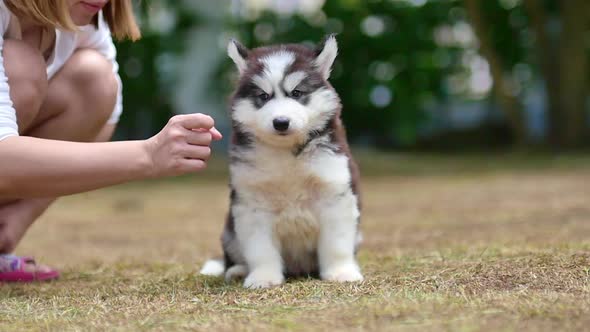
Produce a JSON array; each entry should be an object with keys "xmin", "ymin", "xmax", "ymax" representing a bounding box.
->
[
  {"xmin": 113, "ymin": 1, "xmax": 202, "ymax": 140},
  {"xmin": 465, "ymin": 0, "xmax": 590, "ymax": 147}
]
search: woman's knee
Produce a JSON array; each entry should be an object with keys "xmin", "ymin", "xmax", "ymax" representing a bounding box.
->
[
  {"xmin": 63, "ymin": 49, "xmax": 118, "ymax": 121},
  {"xmin": 2, "ymin": 39, "xmax": 48, "ymax": 132}
]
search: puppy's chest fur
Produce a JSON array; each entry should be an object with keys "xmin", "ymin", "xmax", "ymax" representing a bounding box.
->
[{"xmin": 231, "ymin": 144, "xmax": 353, "ymax": 274}]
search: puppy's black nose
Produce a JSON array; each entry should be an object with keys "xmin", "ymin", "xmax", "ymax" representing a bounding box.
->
[{"xmin": 273, "ymin": 117, "xmax": 290, "ymax": 132}]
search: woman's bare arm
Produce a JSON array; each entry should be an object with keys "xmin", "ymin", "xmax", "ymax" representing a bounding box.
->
[{"xmin": 0, "ymin": 113, "xmax": 222, "ymax": 199}]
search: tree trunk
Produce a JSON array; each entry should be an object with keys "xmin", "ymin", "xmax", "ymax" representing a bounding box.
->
[
  {"xmin": 464, "ymin": 0, "xmax": 528, "ymax": 145},
  {"xmin": 522, "ymin": 0, "xmax": 562, "ymax": 146},
  {"xmin": 559, "ymin": 0, "xmax": 589, "ymax": 147}
]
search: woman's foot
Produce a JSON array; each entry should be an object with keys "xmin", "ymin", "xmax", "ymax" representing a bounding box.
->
[
  {"xmin": 0, "ymin": 254, "xmax": 59, "ymax": 282},
  {"xmin": 0, "ymin": 199, "xmax": 59, "ymax": 282}
]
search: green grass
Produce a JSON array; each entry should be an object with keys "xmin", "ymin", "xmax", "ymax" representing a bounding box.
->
[{"xmin": 1, "ymin": 153, "xmax": 590, "ymax": 331}]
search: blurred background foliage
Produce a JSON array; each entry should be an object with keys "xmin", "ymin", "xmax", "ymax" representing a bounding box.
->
[{"xmin": 112, "ymin": 0, "xmax": 590, "ymax": 151}]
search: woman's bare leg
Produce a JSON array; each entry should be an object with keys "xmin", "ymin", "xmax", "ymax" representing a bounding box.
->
[
  {"xmin": 27, "ymin": 48, "xmax": 118, "ymax": 141},
  {"xmin": 0, "ymin": 40, "xmax": 119, "ymax": 256}
]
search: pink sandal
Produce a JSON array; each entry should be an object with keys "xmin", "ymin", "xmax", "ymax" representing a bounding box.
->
[{"xmin": 0, "ymin": 254, "xmax": 59, "ymax": 282}]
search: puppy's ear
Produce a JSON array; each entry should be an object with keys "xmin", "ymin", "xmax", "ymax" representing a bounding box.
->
[
  {"xmin": 314, "ymin": 34, "xmax": 338, "ymax": 80},
  {"xmin": 228, "ymin": 39, "xmax": 250, "ymax": 74}
]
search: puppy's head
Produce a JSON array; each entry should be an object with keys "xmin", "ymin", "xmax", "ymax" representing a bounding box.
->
[{"xmin": 228, "ymin": 35, "xmax": 341, "ymax": 148}]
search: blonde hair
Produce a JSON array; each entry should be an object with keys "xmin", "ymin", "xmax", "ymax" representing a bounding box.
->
[
  {"xmin": 5, "ymin": 0, "xmax": 141, "ymax": 41},
  {"xmin": 103, "ymin": 1, "xmax": 141, "ymax": 41}
]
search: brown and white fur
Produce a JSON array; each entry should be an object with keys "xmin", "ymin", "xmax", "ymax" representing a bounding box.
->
[{"xmin": 200, "ymin": 35, "xmax": 363, "ymax": 289}]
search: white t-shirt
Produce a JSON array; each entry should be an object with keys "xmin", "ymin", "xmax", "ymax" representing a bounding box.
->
[{"xmin": 0, "ymin": 1, "xmax": 123, "ymax": 141}]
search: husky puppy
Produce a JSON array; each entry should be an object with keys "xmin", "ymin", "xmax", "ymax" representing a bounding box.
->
[{"xmin": 200, "ymin": 35, "xmax": 363, "ymax": 289}]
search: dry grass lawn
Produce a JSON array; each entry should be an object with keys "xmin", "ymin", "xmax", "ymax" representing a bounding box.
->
[{"xmin": 1, "ymin": 152, "xmax": 589, "ymax": 331}]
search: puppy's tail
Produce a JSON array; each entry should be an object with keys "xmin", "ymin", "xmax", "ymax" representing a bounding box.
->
[{"xmin": 199, "ymin": 258, "xmax": 225, "ymax": 277}]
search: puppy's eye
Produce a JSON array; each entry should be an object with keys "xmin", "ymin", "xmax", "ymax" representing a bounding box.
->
[
  {"xmin": 258, "ymin": 93, "xmax": 271, "ymax": 102},
  {"xmin": 291, "ymin": 90, "xmax": 303, "ymax": 99}
]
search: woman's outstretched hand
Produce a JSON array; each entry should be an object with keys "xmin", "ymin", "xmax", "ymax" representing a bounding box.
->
[{"xmin": 144, "ymin": 113, "xmax": 223, "ymax": 177}]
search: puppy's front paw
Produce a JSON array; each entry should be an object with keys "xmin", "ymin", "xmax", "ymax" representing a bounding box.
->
[
  {"xmin": 321, "ymin": 263, "xmax": 364, "ymax": 282},
  {"xmin": 243, "ymin": 268, "xmax": 284, "ymax": 289}
]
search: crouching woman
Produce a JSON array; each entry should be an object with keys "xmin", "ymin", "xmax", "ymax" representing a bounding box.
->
[{"xmin": 0, "ymin": 0, "xmax": 221, "ymax": 282}]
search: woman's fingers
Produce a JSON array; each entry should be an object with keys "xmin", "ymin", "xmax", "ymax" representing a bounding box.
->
[
  {"xmin": 189, "ymin": 127, "xmax": 223, "ymax": 142},
  {"xmin": 182, "ymin": 145, "xmax": 211, "ymax": 161},
  {"xmin": 210, "ymin": 127, "xmax": 223, "ymax": 141},
  {"xmin": 186, "ymin": 129, "xmax": 213, "ymax": 146},
  {"xmin": 174, "ymin": 113, "xmax": 215, "ymax": 131},
  {"xmin": 179, "ymin": 158, "xmax": 207, "ymax": 172}
]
